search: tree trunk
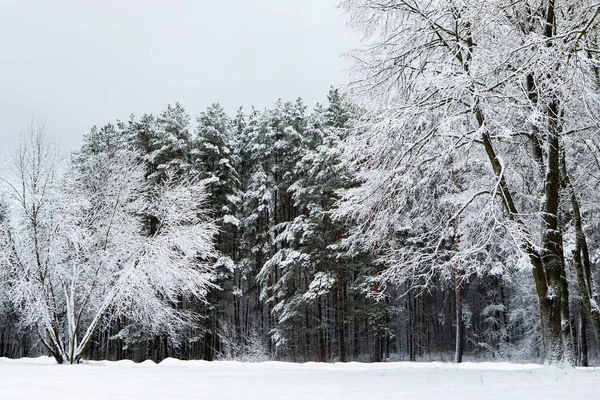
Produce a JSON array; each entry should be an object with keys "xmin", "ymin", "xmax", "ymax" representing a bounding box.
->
[
  {"xmin": 373, "ymin": 332, "xmax": 382, "ymax": 362},
  {"xmin": 472, "ymin": 0, "xmax": 571, "ymax": 363},
  {"xmin": 455, "ymin": 268, "xmax": 464, "ymax": 364},
  {"xmin": 317, "ymin": 300, "xmax": 326, "ymax": 362},
  {"xmin": 203, "ymin": 331, "xmax": 213, "ymax": 361},
  {"xmin": 408, "ymin": 290, "xmax": 415, "ymax": 361},
  {"xmin": 580, "ymin": 309, "xmax": 589, "ymax": 367},
  {"xmin": 561, "ymin": 157, "xmax": 600, "ymax": 350},
  {"xmin": 480, "ymin": 125, "xmax": 564, "ymax": 362},
  {"xmin": 337, "ymin": 268, "xmax": 347, "ymax": 362},
  {"xmin": 539, "ymin": 98, "xmax": 568, "ymax": 363}
]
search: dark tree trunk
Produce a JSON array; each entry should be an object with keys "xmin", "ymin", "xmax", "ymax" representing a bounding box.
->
[
  {"xmin": 337, "ymin": 269, "xmax": 347, "ymax": 362},
  {"xmin": 580, "ymin": 309, "xmax": 589, "ymax": 367},
  {"xmin": 455, "ymin": 268, "xmax": 464, "ymax": 364},
  {"xmin": 408, "ymin": 290, "xmax": 415, "ymax": 361},
  {"xmin": 538, "ymin": 97, "xmax": 569, "ymax": 363},
  {"xmin": 203, "ymin": 331, "xmax": 213, "ymax": 361},
  {"xmin": 373, "ymin": 332, "xmax": 382, "ymax": 362},
  {"xmin": 317, "ymin": 300, "xmax": 326, "ymax": 362},
  {"xmin": 472, "ymin": 0, "xmax": 570, "ymax": 363},
  {"xmin": 479, "ymin": 113, "xmax": 565, "ymax": 363},
  {"xmin": 561, "ymin": 156, "xmax": 600, "ymax": 350}
]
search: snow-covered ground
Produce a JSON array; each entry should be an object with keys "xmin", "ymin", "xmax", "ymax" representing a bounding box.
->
[{"xmin": 1, "ymin": 357, "xmax": 599, "ymax": 399}]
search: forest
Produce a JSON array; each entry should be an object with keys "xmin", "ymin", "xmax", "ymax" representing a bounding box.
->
[{"xmin": 1, "ymin": 0, "xmax": 600, "ymax": 368}]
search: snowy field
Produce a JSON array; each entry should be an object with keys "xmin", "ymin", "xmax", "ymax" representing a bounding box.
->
[{"xmin": 1, "ymin": 357, "xmax": 600, "ymax": 399}]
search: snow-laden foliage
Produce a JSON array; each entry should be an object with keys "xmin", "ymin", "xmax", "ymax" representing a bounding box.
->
[
  {"xmin": 337, "ymin": 0, "xmax": 600, "ymax": 363},
  {"xmin": 0, "ymin": 125, "xmax": 218, "ymax": 364}
]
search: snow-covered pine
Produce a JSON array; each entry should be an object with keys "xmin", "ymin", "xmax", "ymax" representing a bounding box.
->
[
  {"xmin": 153, "ymin": 103, "xmax": 193, "ymax": 181},
  {"xmin": 192, "ymin": 102, "xmax": 241, "ymax": 361}
]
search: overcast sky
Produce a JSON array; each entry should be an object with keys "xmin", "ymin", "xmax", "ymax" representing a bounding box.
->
[{"xmin": 0, "ymin": 0, "xmax": 359, "ymax": 153}]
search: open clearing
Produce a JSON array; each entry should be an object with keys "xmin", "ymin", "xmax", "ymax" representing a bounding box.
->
[{"xmin": 1, "ymin": 357, "xmax": 600, "ymax": 399}]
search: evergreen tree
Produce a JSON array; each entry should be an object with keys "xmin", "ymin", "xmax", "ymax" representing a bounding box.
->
[{"xmin": 153, "ymin": 102, "xmax": 192, "ymax": 180}]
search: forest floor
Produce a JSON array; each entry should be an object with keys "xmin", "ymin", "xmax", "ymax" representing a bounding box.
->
[{"xmin": 1, "ymin": 357, "xmax": 599, "ymax": 399}]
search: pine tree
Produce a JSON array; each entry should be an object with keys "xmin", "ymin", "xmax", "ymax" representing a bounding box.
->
[
  {"xmin": 191, "ymin": 103, "xmax": 241, "ymax": 360},
  {"xmin": 153, "ymin": 102, "xmax": 192, "ymax": 181}
]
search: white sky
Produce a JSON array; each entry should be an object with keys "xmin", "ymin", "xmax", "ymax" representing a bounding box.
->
[{"xmin": 0, "ymin": 0, "xmax": 359, "ymax": 153}]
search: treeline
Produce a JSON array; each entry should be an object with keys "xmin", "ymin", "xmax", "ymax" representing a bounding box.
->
[{"xmin": 2, "ymin": 88, "xmax": 594, "ymax": 365}]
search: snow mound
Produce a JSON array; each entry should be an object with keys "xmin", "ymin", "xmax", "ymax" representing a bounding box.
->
[{"xmin": 0, "ymin": 356, "xmax": 56, "ymax": 365}]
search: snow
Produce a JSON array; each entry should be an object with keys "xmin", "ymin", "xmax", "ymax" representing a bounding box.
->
[{"xmin": 1, "ymin": 358, "xmax": 600, "ymax": 399}]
